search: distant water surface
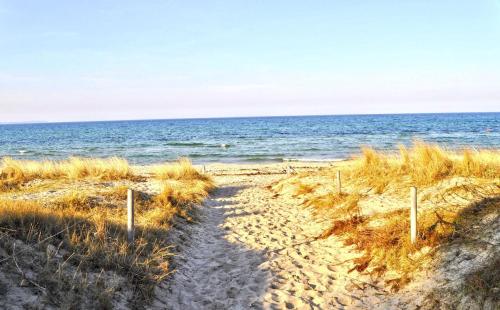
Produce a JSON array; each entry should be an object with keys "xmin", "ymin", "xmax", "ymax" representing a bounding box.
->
[{"xmin": 0, "ymin": 113, "xmax": 498, "ymax": 164}]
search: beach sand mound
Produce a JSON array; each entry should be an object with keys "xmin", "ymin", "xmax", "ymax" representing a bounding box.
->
[
  {"xmin": 268, "ymin": 147, "xmax": 499, "ymax": 309},
  {"xmin": 0, "ymin": 159, "xmax": 213, "ymax": 309},
  {"xmin": 1, "ymin": 160, "xmax": 497, "ymax": 309}
]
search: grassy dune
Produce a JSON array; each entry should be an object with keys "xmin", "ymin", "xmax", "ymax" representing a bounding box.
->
[
  {"xmin": 352, "ymin": 141, "xmax": 499, "ymax": 193},
  {"xmin": 0, "ymin": 157, "xmax": 214, "ymax": 308},
  {"xmin": 153, "ymin": 158, "xmax": 215, "ymax": 222},
  {"xmin": 0, "ymin": 157, "xmax": 133, "ymax": 191},
  {"xmin": 273, "ymin": 142, "xmax": 499, "ymax": 294}
]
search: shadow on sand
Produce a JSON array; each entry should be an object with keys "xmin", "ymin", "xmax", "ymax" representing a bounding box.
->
[{"xmin": 158, "ymin": 184, "xmax": 273, "ymax": 309}]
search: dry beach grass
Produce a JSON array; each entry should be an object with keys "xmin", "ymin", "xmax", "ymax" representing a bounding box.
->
[
  {"xmin": 0, "ymin": 145, "xmax": 498, "ymax": 308},
  {"xmin": 0, "ymin": 157, "xmax": 133, "ymax": 191},
  {"xmin": 0, "ymin": 157, "xmax": 214, "ymax": 308},
  {"xmin": 351, "ymin": 141, "xmax": 499, "ymax": 192},
  {"xmin": 272, "ymin": 142, "xmax": 499, "ymax": 302}
]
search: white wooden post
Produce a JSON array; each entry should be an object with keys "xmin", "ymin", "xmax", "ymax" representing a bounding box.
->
[
  {"xmin": 410, "ymin": 186, "xmax": 417, "ymax": 244},
  {"xmin": 337, "ymin": 171, "xmax": 342, "ymax": 194},
  {"xmin": 287, "ymin": 165, "xmax": 291, "ymax": 175},
  {"xmin": 127, "ymin": 189, "xmax": 135, "ymax": 244}
]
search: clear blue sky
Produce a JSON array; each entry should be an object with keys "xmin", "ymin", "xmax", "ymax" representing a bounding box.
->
[{"xmin": 1, "ymin": 0, "xmax": 499, "ymax": 122}]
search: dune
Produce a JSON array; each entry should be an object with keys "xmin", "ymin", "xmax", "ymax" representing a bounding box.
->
[{"xmin": 0, "ymin": 144, "xmax": 498, "ymax": 309}]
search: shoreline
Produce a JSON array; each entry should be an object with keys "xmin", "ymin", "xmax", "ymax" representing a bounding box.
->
[
  {"xmin": 134, "ymin": 160, "xmax": 351, "ymax": 177},
  {"xmin": 3, "ymin": 153, "xmax": 352, "ymax": 166}
]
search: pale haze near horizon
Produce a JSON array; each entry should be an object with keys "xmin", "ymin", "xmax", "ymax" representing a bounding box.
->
[{"xmin": 0, "ymin": 0, "xmax": 499, "ymax": 123}]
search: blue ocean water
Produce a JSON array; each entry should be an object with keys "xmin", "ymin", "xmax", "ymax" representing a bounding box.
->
[{"xmin": 0, "ymin": 113, "xmax": 498, "ymax": 164}]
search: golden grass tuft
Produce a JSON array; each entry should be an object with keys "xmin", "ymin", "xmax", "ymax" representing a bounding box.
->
[
  {"xmin": 151, "ymin": 161, "xmax": 215, "ymax": 224},
  {"xmin": 345, "ymin": 210, "xmax": 453, "ymax": 273},
  {"xmin": 153, "ymin": 158, "xmax": 212, "ymax": 183},
  {"xmin": 0, "ymin": 157, "xmax": 133, "ymax": 190},
  {"xmin": 292, "ymin": 182, "xmax": 317, "ymax": 197},
  {"xmin": 51, "ymin": 191, "xmax": 98, "ymax": 211},
  {"xmin": 352, "ymin": 141, "xmax": 500, "ymax": 192},
  {"xmin": 152, "ymin": 158, "xmax": 214, "ymax": 223},
  {"xmin": 305, "ymin": 192, "xmax": 361, "ymax": 216}
]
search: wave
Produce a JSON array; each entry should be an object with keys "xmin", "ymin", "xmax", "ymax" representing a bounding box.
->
[
  {"xmin": 166, "ymin": 142, "xmax": 206, "ymax": 147},
  {"xmin": 166, "ymin": 142, "xmax": 231, "ymax": 149}
]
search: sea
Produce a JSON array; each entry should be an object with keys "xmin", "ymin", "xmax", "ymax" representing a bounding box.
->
[{"xmin": 0, "ymin": 113, "xmax": 498, "ymax": 165}]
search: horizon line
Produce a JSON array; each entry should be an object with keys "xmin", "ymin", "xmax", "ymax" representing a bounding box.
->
[{"xmin": 0, "ymin": 110, "xmax": 498, "ymax": 126}]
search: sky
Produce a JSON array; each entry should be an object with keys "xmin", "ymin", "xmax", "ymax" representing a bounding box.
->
[{"xmin": 0, "ymin": 0, "xmax": 499, "ymax": 122}]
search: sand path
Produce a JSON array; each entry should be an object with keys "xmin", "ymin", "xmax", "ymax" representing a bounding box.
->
[{"xmin": 155, "ymin": 174, "xmax": 386, "ymax": 309}]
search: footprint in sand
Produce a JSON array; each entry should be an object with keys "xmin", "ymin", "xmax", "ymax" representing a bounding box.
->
[{"xmin": 155, "ymin": 174, "xmax": 386, "ymax": 309}]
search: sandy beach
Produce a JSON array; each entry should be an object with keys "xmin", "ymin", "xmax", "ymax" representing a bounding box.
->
[{"xmin": 154, "ymin": 162, "xmax": 385, "ymax": 309}]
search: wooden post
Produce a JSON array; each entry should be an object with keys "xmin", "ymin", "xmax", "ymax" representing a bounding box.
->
[
  {"xmin": 127, "ymin": 189, "xmax": 134, "ymax": 244},
  {"xmin": 287, "ymin": 165, "xmax": 291, "ymax": 175},
  {"xmin": 202, "ymin": 165, "xmax": 206, "ymax": 174},
  {"xmin": 410, "ymin": 186, "xmax": 417, "ymax": 244},
  {"xmin": 337, "ymin": 171, "xmax": 342, "ymax": 194}
]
